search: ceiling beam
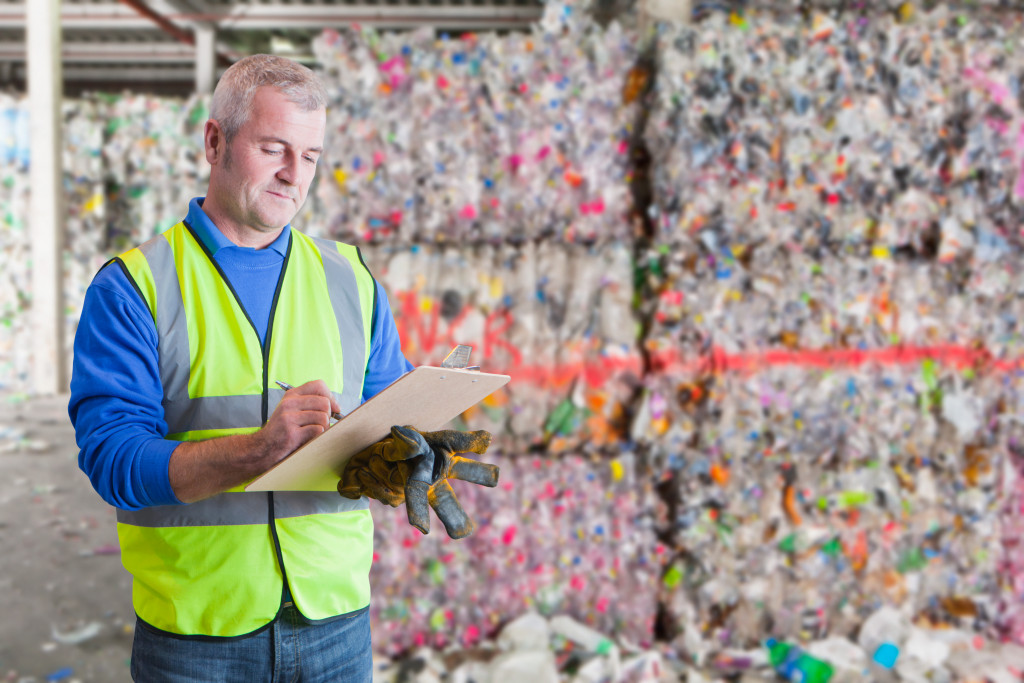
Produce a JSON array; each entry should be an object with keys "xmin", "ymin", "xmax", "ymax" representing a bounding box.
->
[
  {"xmin": 117, "ymin": 0, "xmax": 195, "ymax": 45},
  {"xmin": 0, "ymin": 41, "xmax": 199, "ymax": 63},
  {"xmin": 0, "ymin": 3, "xmax": 543, "ymax": 31},
  {"xmin": 150, "ymin": 0, "xmax": 216, "ymax": 30},
  {"xmin": 0, "ymin": 5, "xmax": 153, "ymax": 31},
  {"xmin": 11, "ymin": 63, "xmax": 205, "ymax": 82},
  {"xmin": 115, "ymin": 0, "xmax": 234, "ymax": 66},
  {"xmin": 202, "ymin": 4, "xmax": 544, "ymax": 29}
]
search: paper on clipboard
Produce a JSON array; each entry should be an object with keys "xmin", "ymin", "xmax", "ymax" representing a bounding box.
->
[{"xmin": 245, "ymin": 366, "xmax": 510, "ymax": 492}]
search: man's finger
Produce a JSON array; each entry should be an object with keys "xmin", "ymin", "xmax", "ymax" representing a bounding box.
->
[
  {"xmin": 287, "ymin": 408, "xmax": 330, "ymax": 430},
  {"xmin": 282, "ymin": 394, "xmax": 333, "ymax": 415},
  {"xmin": 278, "ymin": 423, "xmax": 324, "ymax": 455},
  {"xmin": 296, "ymin": 379, "xmax": 332, "ymax": 397},
  {"xmin": 292, "ymin": 380, "xmax": 340, "ymax": 414}
]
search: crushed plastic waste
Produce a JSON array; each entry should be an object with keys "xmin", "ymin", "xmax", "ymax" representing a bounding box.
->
[
  {"xmin": 49, "ymin": 622, "xmax": 102, "ymax": 646},
  {"xmin": 1, "ymin": 92, "xmax": 211, "ymax": 396},
  {"xmin": 4, "ymin": 0, "xmax": 1024, "ymax": 677},
  {"xmin": 369, "ymin": 452, "xmax": 658, "ymax": 654},
  {"xmin": 359, "ymin": 241, "xmax": 638, "ymax": 451},
  {"xmin": 634, "ymin": 1, "xmax": 1024, "ymax": 663},
  {"xmin": 312, "ymin": 12, "xmax": 638, "ymax": 245},
  {"xmin": 368, "ymin": 609, "xmax": 1024, "ymax": 682},
  {"xmin": 43, "ymin": 668, "xmax": 72, "ymax": 683},
  {"xmin": 0, "ymin": 423, "xmax": 51, "ymax": 455},
  {"xmin": 81, "ymin": 544, "xmax": 119, "ymax": 557}
]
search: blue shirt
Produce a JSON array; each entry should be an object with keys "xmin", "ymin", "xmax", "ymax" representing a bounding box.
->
[{"xmin": 69, "ymin": 197, "xmax": 413, "ymax": 510}]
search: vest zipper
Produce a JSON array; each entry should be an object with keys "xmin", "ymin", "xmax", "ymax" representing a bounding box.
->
[{"xmin": 263, "ymin": 236, "xmax": 293, "ymax": 609}]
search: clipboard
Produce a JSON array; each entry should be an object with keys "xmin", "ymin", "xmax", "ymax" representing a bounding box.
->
[{"xmin": 245, "ymin": 366, "xmax": 510, "ymax": 492}]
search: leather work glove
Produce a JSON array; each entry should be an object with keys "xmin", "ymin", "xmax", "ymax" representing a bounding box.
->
[
  {"xmin": 404, "ymin": 428, "xmax": 498, "ymax": 539},
  {"xmin": 337, "ymin": 425, "xmax": 428, "ymax": 507},
  {"xmin": 338, "ymin": 426, "xmax": 498, "ymax": 539}
]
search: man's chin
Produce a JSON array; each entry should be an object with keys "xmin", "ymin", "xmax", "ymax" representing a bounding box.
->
[
  {"xmin": 258, "ymin": 219, "xmax": 294, "ymax": 232},
  {"xmin": 254, "ymin": 207, "xmax": 299, "ymax": 232}
]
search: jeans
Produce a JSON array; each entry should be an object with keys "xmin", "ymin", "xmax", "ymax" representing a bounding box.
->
[{"xmin": 130, "ymin": 606, "xmax": 372, "ymax": 682}]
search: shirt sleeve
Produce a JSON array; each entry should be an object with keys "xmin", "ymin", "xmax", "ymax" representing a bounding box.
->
[
  {"xmin": 68, "ymin": 262, "xmax": 183, "ymax": 510},
  {"xmin": 362, "ymin": 280, "xmax": 414, "ymax": 402}
]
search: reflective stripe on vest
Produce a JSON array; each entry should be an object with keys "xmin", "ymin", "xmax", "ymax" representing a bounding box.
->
[
  {"xmin": 113, "ymin": 222, "xmax": 376, "ymax": 637},
  {"xmin": 116, "ymin": 491, "xmax": 367, "ymax": 527}
]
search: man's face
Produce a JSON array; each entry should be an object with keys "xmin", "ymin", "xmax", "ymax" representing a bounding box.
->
[{"xmin": 210, "ymin": 87, "xmax": 326, "ymax": 236}]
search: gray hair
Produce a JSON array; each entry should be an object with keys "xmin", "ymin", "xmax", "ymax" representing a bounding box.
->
[{"xmin": 210, "ymin": 54, "xmax": 327, "ymax": 144}]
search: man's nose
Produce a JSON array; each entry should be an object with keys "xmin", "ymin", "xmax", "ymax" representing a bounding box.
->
[{"xmin": 276, "ymin": 154, "xmax": 299, "ymax": 185}]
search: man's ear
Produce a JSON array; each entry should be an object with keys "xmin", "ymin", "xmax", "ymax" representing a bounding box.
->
[{"xmin": 204, "ymin": 120, "xmax": 225, "ymax": 165}]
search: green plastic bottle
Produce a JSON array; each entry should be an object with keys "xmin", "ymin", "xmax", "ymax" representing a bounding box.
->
[{"xmin": 765, "ymin": 638, "xmax": 834, "ymax": 683}]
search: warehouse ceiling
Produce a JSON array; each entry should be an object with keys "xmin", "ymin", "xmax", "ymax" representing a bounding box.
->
[{"xmin": 0, "ymin": 0, "xmax": 546, "ymax": 95}]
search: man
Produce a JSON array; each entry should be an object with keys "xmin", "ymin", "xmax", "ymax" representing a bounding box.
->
[{"xmin": 69, "ymin": 54, "xmax": 412, "ymax": 682}]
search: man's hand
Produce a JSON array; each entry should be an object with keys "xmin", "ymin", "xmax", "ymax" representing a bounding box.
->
[
  {"xmin": 254, "ymin": 380, "xmax": 340, "ymax": 467},
  {"xmin": 169, "ymin": 379, "xmax": 339, "ymax": 504},
  {"xmin": 339, "ymin": 426, "xmax": 498, "ymax": 539}
]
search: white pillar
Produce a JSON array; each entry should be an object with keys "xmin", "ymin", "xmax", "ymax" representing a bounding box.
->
[
  {"xmin": 26, "ymin": 0, "xmax": 66, "ymax": 396},
  {"xmin": 195, "ymin": 24, "xmax": 217, "ymax": 95},
  {"xmin": 642, "ymin": 0, "xmax": 692, "ymax": 24}
]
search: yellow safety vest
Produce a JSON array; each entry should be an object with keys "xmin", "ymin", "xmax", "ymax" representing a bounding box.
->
[{"xmin": 111, "ymin": 220, "xmax": 377, "ymax": 637}]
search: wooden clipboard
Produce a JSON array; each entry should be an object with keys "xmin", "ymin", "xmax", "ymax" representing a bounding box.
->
[{"xmin": 245, "ymin": 366, "xmax": 510, "ymax": 492}]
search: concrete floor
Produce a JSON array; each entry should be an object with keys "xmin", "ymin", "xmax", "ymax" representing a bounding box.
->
[{"xmin": 0, "ymin": 393, "xmax": 135, "ymax": 683}]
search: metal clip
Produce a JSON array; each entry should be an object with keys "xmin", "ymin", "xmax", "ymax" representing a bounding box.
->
[{"xmin": 441, "ymin": 344, "xmax": 473, "ymax": 369}]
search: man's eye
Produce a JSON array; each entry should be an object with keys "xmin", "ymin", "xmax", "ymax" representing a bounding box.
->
[
  {"xmin": 304, "ymin": 156, "xmax": 319, "ymax": 164},
  {"xmin": 263, "ymin": 148, "xmax": 282, "ymax": 155}
]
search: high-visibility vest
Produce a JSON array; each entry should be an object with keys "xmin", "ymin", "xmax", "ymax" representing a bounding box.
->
[{"xmin": 110, "ymin": 221, "xmax": 377, "ymax": 637}]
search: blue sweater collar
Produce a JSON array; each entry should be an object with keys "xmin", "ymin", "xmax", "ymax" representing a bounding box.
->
[{"xmin": 186, "ymin": 197, "xmax": 291, "ymax": 257}]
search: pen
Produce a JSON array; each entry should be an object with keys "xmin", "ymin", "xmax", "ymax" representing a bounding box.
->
[{"xmin": 274, "ymin": 380, "xmax": 343, "ymax": 421}]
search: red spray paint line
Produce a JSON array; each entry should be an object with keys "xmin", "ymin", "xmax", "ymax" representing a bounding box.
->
[{"xmin": 491, "ymin": 344, "xmax": 1019, "ymax": 387}]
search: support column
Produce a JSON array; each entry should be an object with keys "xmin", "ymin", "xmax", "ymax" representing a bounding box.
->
[
  {"xmin": 195, "ymin": 24, "xmax": 217, "ymax": 95},
  {"xmin": 642, "ymin": 0, "xmax": 692, "ymax": 24},
  {"xmin": 26, "ymin": 0, "xmax": 66, "ymax": 396}
]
